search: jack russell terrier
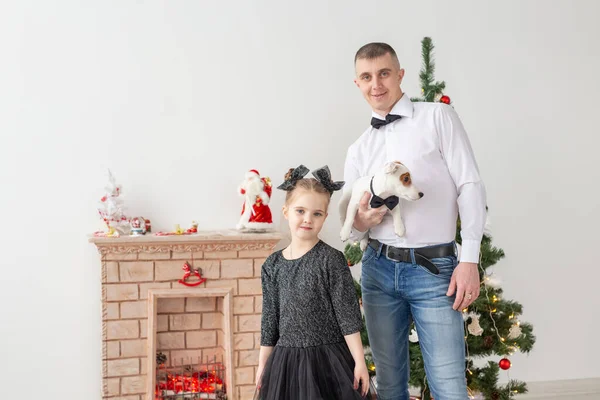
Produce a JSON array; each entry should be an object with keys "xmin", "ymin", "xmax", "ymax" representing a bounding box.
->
[{"xmin": 339, "ymin": 161, "xmax": 423, "ymax": 250}]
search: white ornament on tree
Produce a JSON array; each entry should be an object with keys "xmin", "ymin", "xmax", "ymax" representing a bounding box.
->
[
  {"xmin": 469, "ymin": 391, "xmax": 484, "ymax": 400},
  {"xmin": 409, "ymin": 328, "xmax": 419, "ymax": 343},
  {"xmin": 483, "ymin": 274, "xmax": 502, "ymax": 289},
  {"xmin": 508, "ymin": 323, "xmax": 522, "ymax": 339},
  {"xmin": 467, "ymin": 314, "xmax": 483, "ymax": 336}
]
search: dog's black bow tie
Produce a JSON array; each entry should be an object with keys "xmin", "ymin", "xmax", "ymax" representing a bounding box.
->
[
  {"xmin": 370, "ymin": 195, "xmax": 399, "ymax": 210},
  {"xmin": 371, "ymin": 114, "xmax": 402, "ymax": 129},
  {"xmin": 369, "ymin": 176, "xmax": 399, "ymax": 210}
]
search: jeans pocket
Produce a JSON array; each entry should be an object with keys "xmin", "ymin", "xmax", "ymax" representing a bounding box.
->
[
  {"xmin": 361, "ymin": 246, "xmax": 377, "ymax": 265},
  {"xmin": 426, "ymin": 255, "xmax": 458, "ymax": 279}
]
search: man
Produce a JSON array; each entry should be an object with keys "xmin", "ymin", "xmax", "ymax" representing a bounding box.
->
[{"xmin": 344, "ymin": 42, "xmax": 486, "ymax": 400}]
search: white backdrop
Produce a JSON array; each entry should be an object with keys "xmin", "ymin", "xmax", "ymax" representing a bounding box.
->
[{"xmin": 1, "ymin": 1, "xmax": 599, "ymax": 398}]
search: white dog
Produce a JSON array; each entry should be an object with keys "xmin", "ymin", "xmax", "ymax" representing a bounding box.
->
[{"xmin": 339, "ymin": 161, "xmax": 423, "ymax": 250}]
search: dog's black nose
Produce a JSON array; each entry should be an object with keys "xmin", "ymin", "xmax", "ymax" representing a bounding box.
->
[{"xmin": 418, "ymin": 192, "xmax": 424, "ymax": 198}]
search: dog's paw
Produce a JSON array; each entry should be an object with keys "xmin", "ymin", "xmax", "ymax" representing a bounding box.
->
[
  {"xmin": 340, "ymin": 227, "xmax": 351, "ymax": 242},
  {"xmin": 394, "ymin": 225, "xmax": 405, "ymax": 237},
  {"xmin": 360, "ymin": 239, "xmax": 368, "ymax": 251}
]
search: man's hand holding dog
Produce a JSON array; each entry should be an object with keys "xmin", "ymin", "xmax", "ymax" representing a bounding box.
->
[
  {"xmin": 447, "ymin": 263, "xmax": 480, "ymax": 310},
  {"xmin": 353, "ymin": 192, "xmax": 387, "ymax": 232}
]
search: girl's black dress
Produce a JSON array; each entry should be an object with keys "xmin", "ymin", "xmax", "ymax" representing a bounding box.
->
[{"xmin": 254, "ymin": 240, "xmax": 366, "ymax": 400}]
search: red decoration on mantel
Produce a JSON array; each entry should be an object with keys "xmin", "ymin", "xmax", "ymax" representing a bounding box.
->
[{"xmin": 178, "ymin": 261, "xmax": 207, "ymax": 287}]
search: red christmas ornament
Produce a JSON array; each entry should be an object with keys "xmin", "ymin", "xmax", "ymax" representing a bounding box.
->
[
  {"xmin": 178, "ymin": 261, "xmax": 207, "ymax": 287},
  {"xmin": 440, "ymin": 95, "xmax": 451, "ymax": 104},
  {"xmin": 499, "ymin": 358, "xmax": 511, "ymax": 370}
]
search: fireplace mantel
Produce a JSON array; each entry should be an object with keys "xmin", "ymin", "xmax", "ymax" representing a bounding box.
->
[{"xmin": 89, "ymin": 229, "xmax": 284, "ymax": 255}]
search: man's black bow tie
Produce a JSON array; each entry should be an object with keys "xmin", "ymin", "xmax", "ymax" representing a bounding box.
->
[
  {"xmin": 369, "ymin": 176, "xmax": 399, "ymax": 210},
  {"xmin": 371, "ymin": 113, "xmax": 402, "ymax": 129}
]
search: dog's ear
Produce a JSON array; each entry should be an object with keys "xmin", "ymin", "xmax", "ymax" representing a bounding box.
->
[{"xmin": 384, "ymin": 161, "xmax": 401, "ymax": 174}]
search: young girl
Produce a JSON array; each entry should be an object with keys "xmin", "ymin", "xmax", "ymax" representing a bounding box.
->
[{"xmin": 254, "ymin": 165, "xmax": 370, "ymax": 400}]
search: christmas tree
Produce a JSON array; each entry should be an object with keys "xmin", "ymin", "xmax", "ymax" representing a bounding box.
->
[{"xmin": 345, "ymin": 37, "xmax": 535, "ymax": 400}]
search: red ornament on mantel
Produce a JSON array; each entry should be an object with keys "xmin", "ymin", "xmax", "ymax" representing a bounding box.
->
[
  {"xmin": 499, "ymin": 357, "xmax": 511, "ymax": 370},
  {"xmin": 440, "ymin": 95, "xmax": 451, "ymax": 104},
  {"xmin": 178, "ymin": 261, "xmax": 207, "ymax": 287}
]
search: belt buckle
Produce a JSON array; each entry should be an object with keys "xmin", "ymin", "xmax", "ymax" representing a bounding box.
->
[
  {"xmin": 386, "ymin": 245, "xmax": 409, "ymax": 262},
  {"xmin": 385, "ymin": 245, "xmax": 393, "ymax": 260}
]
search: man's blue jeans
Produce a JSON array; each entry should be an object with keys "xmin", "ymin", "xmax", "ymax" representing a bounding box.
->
[{"xmin": 361, "ymin": 242, "xmax": 467, "ymax": 400}]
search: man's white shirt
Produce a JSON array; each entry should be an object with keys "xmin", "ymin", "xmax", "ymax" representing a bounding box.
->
[{"xmin": 343, "ymin": 94, "xmax": 487, "ymax": 263}]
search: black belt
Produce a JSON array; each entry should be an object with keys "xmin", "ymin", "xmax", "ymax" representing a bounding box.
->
[{"xmin": 368, "ymin": 239, "xmax": 456, "ymax": 275}]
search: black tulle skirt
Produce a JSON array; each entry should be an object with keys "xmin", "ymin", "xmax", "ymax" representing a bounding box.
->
[{"xmin": 253, "ymin": 341, "xmax": 367, "ymax": 400}]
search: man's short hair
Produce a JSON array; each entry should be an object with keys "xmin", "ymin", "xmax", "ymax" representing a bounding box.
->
[{"xmin": 354, "ymin": 42, "xmax": 400, "ymax": 67}]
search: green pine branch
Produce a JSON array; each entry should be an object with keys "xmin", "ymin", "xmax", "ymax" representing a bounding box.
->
[
  {"xmin": 345, "ymin": 243, "xmax": 363, "ymax": 266},
  {"xmin": 412, "ymin": 37, "xmax": 446, "ymax": 103}
]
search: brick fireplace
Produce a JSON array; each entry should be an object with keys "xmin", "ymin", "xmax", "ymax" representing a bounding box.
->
[{"xmin": 89, "ymin": 230, "xmax": 283, "ymax": 400}]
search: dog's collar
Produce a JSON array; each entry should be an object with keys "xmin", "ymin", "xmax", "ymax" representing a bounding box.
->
[
  {"xmin": 369, "ymin": 176, "xmax": 376, "ymax": 196},
  {"xmin": 369, "ymin": 176, "xmax": 400, "ymax": 210}
]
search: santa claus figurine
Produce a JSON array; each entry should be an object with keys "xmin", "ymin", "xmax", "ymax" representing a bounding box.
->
[{"xmin": 236, "ymin": 169, "xmax": 274, "ymax": 231}]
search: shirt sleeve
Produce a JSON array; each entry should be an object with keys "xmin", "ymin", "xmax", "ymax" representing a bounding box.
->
[
  {"xmin": 260, "ymin": 259, "xmax": 279, "ymax": 346},
  {"xmin": 343, "ymin": 145, "xmax": 369, "ymax": 242},
  {"xmin": 327, "ymin": 250, "xmax": 363, "ymax": 336},
  {"xmin": 434, "ymin": 104, "xmax": 487, "ymax": 263}
]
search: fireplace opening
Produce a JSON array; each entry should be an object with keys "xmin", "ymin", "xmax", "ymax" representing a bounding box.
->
[
  {"xmin": 155, "ymin": 353, "xmax": 227, "ymax": 399},
  {"xmin": 148, "ymin": 288, "xmax": 235, "ymax": 400}
]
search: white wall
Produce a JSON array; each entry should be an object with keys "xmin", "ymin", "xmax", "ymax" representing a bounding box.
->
[{"xmin": 1, "ymin": 1, "xmax": 599, "ymax": 397}]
